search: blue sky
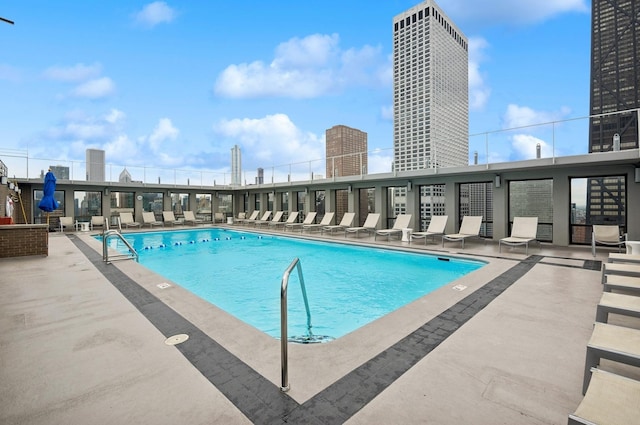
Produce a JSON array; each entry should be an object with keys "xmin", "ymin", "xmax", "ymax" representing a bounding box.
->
[{"xmin": 0, "ymin": 0, "xmax": 591, "ymax": 182}]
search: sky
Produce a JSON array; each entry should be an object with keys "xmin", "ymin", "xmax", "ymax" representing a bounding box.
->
[{"xmin": 0, "ymin": 0, "xmax": 592, "ymax": 184}]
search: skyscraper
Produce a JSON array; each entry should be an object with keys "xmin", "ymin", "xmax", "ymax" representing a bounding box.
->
[
  {"xmin": 393, "ymin": 0, "xmax": 468, "ymax": 171},
  {"xmin": 585, "ymin": 0, "xmax": 636, "ymax": 234},
  {"xmin": 86, "ymin": 148, "xmax": 105, "ymax": 182},
  {"xmin": 325, "ymin": 125, "xmax": 368, "ymax": 178},
  {"xmin": 392, "ymin": 1, "xmax": 468, "ymax": 227},
  {"xmin": 589, "ymin": 0, "xmax": 640, "ymax": 152},
  {"xmin": 231, "ymin": 145, "xmax": 241, "ymax": 186}
]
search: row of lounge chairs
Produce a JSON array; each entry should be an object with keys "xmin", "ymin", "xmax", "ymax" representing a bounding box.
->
[
  {"xmin": 119, "ymin": 211, "xmax": 208, "ymax": 229},
  {"xmin": 570, "ymin": 250, "xmax": 640, "ymax": 424}
]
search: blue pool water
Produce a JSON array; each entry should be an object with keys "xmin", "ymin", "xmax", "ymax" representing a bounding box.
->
[{"xmin": 103, "ymin": 229, "xmax": 484, "ymax": 340}]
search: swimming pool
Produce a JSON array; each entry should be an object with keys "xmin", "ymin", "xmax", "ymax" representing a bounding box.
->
[{"xmin": 104, "ymin": 229, "xmax": 485, "ymax": 340}]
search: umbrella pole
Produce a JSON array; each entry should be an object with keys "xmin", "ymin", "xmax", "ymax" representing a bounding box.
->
[{"xmin": 19, "ymin": 192, "xmax": 27, "ymax": 224}]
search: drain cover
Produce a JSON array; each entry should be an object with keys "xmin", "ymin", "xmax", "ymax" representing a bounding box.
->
[
  {"xmin": 452, "ymin": 284, "xmax": 467, "ymax": 291},
  {"xmin": 157, "ymin": 282, "xmax": 171, "ymax": 289},
  {"xmin": 165, "ymin": 334, "xmax": 189, "ymax": 345}
]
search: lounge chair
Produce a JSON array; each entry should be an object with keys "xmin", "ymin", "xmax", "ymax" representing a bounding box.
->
[
  {"xmin": 184, "ymin": 211, "xmax": 204, "ymax": 226},
  {"xmin": 90, "ymin": 216, "xmax": 107, "ymax": 231},
  {"xmin": 442, "ymin": 215, "xmax": 483, "ymax": 248},
  {"xmin": 162, "ymin": 211, "xmax": 183, "ymax": 226},
  {"xmin": 142, "ymin": 212, "xmax": 163, "ymax": 228},
  {"xmin": 285, "ymin": 211, "xmax": 317, "ymax": 232},
  {"xmin": 303, "ymin": 212, "xmax": 335, "ymax": 233},
  {"xmin": 604, "ymin": 275, "xmax": 640, "ymax": 295},
  {"xmin": 345, "ymin": 213, "xmax": 380, "ymax": 238},
  {"xmin": 374, "ymin": 214, "xmax": 412, "ymax": 241},
  {"xmin": 232, "ymin": 212, "xmax": 247, "ymax": 225},
  {"xmin": 119, "ymin": 212, "xmax": 141, "ymax": 229},
  {"xmin": 570, "ymin": 368, "xmax": 640, "ymax": 425},
  {"xmin": 582, "ymin": 322, "xmax": 640, "ymax": 394},
  {"xmin": 592, "ymin": 224, "xmax": 627, "ymax": 257},
  {"xmin": 410, "ymin": 215, "xmax": 448, "ymax": 244},
  {"xmin": 256, "ymin": 211, "xmax": 282, "ymax": 228},
  {"xmin": 214, "ymin": 212, "xmax": 225, "ymax": 223},
  {"xmin": 246, "ymin": 211, "xmax": 271, "ymax": 226},
  {"xmin": 595, "ymin": 292, "xmax": 640, "ymax": 323},
  {"xmin": 608, "ymin": 253, "xmax": 640, "ymax": 264},
  {"xmin": 59, "ymin": 216, "xmax": 77, "ymax": 232},
  {"xmin": 601, "ymin": 262, "xmax": 640, "ymax": 284},
  {"xmin": 322, "ymin": 212, "xmax": 355, "ymax": 235},
  {"xmin": 499, "ymin": 216, "xmax": 538, "ymax": 255},
  {"xmin": 270, "ymin": 211, "xmax": 298, "ymax": 229},
  {"xmin": 235, "ymin": 211, "xmax": 258, "ymax": 225}
]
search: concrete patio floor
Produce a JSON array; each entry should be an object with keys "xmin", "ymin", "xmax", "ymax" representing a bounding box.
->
[{"xmin": 1, "ymin": 226, "xmax": 638, "ymax": 424}]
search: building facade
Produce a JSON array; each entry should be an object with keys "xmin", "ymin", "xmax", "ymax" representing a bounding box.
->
[
  {"xmin": 86, "ymin": 149, "xmax": 105, "ymax": 182},
  {"xmin": 392, "ymin": 0, "xmax": 468, "ymax": 228},
  {"xmin": 325, "ymin": 125, "xmax": 368, "ymax": 222},
  {"xmin": 586, "ymin": 0, "xmax": 637, "ymax": 237},
  {"xmin": 231, "ymin": 145, "xmax": 241, "ymax": 186}
]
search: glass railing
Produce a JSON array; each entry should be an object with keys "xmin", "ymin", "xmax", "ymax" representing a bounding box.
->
[{"xmin": 2, "ymin": 109, "xmax": 639, "ymax": 186}]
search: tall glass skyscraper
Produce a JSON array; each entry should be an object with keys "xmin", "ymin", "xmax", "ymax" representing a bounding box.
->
[
  {"xmin": 86, "ymin": 149, "xmax": 105, "ymax": 182},
  {"xmin": 231, "ymin": 145, "xmax": 241, "ymax": 186},
  {"xmin": 393, "ymin": 0, "xmax": 468, "ymax": 171}
]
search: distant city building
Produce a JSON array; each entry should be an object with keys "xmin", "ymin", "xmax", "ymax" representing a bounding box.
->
[
  {"xmin": 119, "ymin": 168, "xmax": 132, "ymax": 183},
  {"xmin": 325, "ymin": 125, "xmax": 368, "ymax": 177},
  {"xmin": 86, "ymin": 149, "xmax": 105, "ymax": 182},
  {"xmin": 586, "ymin": 0, "xmax": 635, "ymax": 231},
  {"xmin": 589, "ymin": 0, "xmax": 640, "ymax": 152},
  {"xmin": 47, "ymin": 165, "xmax": 69, "ymax": 180},
  {"xmin": 256, "ymin": 167, "xmax": 264, "ymax": 185},
  {"xmin": 231, "ymin": 145, "xmax": 242, "ymax": 186},
  {"xmin": 392, "ymin": 0, "xmax": 468, "ymax": 226},
  {"xmin": 393, "ymin": 0, "xmax": 468, "ymax": 172},
  {"xmin": 325, "ymin": 125, "xmax": 368, "ymax": 220}
]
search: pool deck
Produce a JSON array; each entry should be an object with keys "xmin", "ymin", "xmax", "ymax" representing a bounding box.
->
[{"xmin": 1, "ymin": 225, "xmax": 639, "ymax": 424}]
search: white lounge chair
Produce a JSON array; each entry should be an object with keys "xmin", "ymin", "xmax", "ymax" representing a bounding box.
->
[
  {"xmin": 303, "ymin": 212, "xmax": 335, "ymax": 233},
  {"xmin": 256, "ymin": 211, "xmax": 282, "ymax": 228},
  {"xmin": 247, "ymin": 211, "xmax": 271, "ymax": 226},
  {"xmin": 582, "ymin": 322, "xmax": 640, "ymax": 394},
  {"xmin": 592, "ymin": 224, "xmax": 627, "ymax": 257},
  {"xmin": 374, "ymin": 214, "xmax": 412, "ymax": 241},
  {"xmin": 162, "ymin": 211, "xmax": 183, "ymax": 226},
  {"xmin": 345, "ymin": 213, "xmax": 380, "ymax": 238},
  {"xmin": 499, "ymin": 216, "xmax": 538, "ymax": 255},
  {"xmin": 90, "ymin": 215, "xmax": 107, "ymax": 231},
  {"xmin": 59, "ymin": 216, "xmax": 77, "ymax": 232},
  {"xmin": 285, "ymin": 212, "xmax": 317, "ymax": 232},
  {"xmin": 183, "ymin": 210, "xmax": 204, "ymax": 226},
  {"xmin": 570, "ymin": 368, "xmax": 640, "ymax": 425},
  {"xmin": 119, "ymin": 212, "xmax": 141, "ymax": 229},
  {"xmin": 235, "ymin": 211, "xmax": 258, "ymax": 225},
  {"xmin": 322, "ymin": 212, "xmax": 355, "ymax": 235},
  {"xmin": 270, "ymin": 211, "xmax": 298, "ymax": 229},
  {"xmin": 410, "ymin": 215, "xmax": 448, "ymax": 244},
  {"xmin": 142, "ymin": 212, "xmax": 163, "ymax": 228},
  {"xmin": 442, "ymin": 216, "xmax": 483, "ymax": 248},
  {"xmin": 595, "ymin": 292, "xmax": 640, "ymax": 323}
]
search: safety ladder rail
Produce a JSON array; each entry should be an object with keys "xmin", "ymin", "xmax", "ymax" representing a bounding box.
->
[
  {"xmin": 280, "ymin": 257, "xmax": 312, "ymax": 392},
  {"xmin": 102, "ymin": 229, "xmax": 139, "ymax": 264}
]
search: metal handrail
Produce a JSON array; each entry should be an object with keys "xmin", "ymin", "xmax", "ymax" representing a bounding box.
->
[
  {"xmin": 280, "ymin": 257, "xmax": 312, "ymax": 392},
  {"xmin": 102, "ymin": 229, "xmax": 138, "ymax": 264}
]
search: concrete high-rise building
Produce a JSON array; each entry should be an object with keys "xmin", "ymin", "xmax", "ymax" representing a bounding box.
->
[
  {"xmin": 47, "ymin": 165, "xmax": 69, "ymax": 180},
  {"xmin": 585, "ymin": 0, "xmax": 636, "ymax": 235},
  {"xmin": 119, "ymin": 168, "xmax": 132, "ymax": 183},
  {"xmin": 325, "ymin": 125, "xmax": 368, "ymax": 178},
  {"xmin": 256, "ymin": 168, "xmax": 264, "ymax": 185},
  {"xmin": 589, "ymin": 0, "xmax": 640, "ymax": 152},
  {"xmin": 392, "ymin": 1, "xmax": 468, "ymax": 227},
  {"xmin": 393, "ymin": 0, "xmax": 468, "ymax": 172},
  {"xmin": 231, "ymin": 145, "xmax": 241, "ymax": 186},
  {"xmin": 86, "ymin": 149, "xmax": 105, "ymax": 182}
]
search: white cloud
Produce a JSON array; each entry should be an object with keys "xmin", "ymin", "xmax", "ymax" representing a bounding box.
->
[
  {"xmin": 71, "ymin": 77, "xmax": 115, "ymax": 99},
  {"xmin": 213, "ymin": 114, "xmax": 324, "ymax": 168},
  {"xmin": 512, "ymin": 134, "xmax": 553, "ymax": 159},
  {"xmin": 214, "ymin": 33, "xmax": 388, "ymax": 99},
  {"xmin": 468, "ymin": 37, "xmax": 491, "ymax": 110},
  {"xmin": 148, "ymin": 118, "xmax": 179, "ymax": 151},
  {"xmin": 368, "ymin": 152, "xmax": 394, "ymax": 174},
  {"xmin": 440, "ymin": 0, "xmax": 589, "ymax": 27},
  {"xmin": 134, "ymin": 2, "xmax": 176, "ymax": 28},
  {"xmin": 43, "ymin": 63, "xmax": 102, "ymax": 82},
  {"xmin": 502, "ymin": 104, "xmax": 571, "ymax": 129}
]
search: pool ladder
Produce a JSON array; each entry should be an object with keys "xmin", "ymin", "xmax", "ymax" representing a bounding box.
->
[
  {"xmin": 102, "ymin": 229, "xmax": 139, "ymax": 264},
  {"xmin": 280, "ymin": 257, "xmax": 312, "ymax": 392}
]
